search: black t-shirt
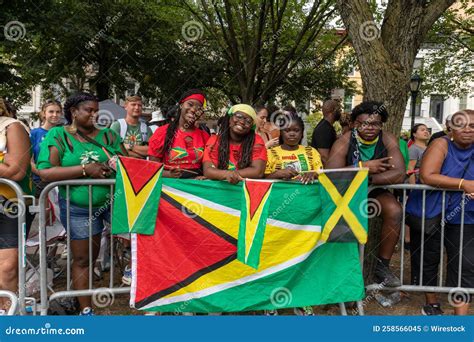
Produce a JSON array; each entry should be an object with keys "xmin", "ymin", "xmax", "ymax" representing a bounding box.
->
[{"xmin": 311, "ymin": 119, "xmax": 337, "ymax": 150}]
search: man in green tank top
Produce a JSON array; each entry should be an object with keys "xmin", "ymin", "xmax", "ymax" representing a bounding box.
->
[{"xmin": 327, "ymin": 101, "xmax": 406, "ymax": 287}]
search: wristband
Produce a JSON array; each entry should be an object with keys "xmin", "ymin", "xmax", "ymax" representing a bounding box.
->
[
  {"xmin": 82, "ymin": 164, "xmax": 87, "ymax": 177},
  {"xmin": 459, "ymin": 178, "xmax": 465, "ymax": 189}
]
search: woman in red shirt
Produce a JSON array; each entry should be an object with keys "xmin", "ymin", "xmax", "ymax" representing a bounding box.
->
[
  {"xmin": 148, "ymin": 89, "xmax": 210, "ymax": 178},
  {"xmin": 203, "ymin": 104, "xmax": 267, "ymax": 183}
]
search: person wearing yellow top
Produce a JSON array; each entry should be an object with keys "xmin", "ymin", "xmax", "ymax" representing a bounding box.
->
[
  {"xmin": 264, "ymin": 109, "xmax": 322, "ymax": 317},
  {"xmin": 265, "ymin": 111, "xmax": 322, "ymax": 185}
]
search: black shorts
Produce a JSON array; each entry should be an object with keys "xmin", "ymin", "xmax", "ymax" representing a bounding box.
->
[
  {"xmin": 408, "ymin": 216, "xmax": 474, "ymax": 297},
  {"xmin": 445, "ymin": 223, "xmax": 474, "ymax": 291},
  {"xmin": 406, "ymin": 214, "xmax": 443, "ymax": 287},
  {"xmin": 368, "ymin": 188, "xmax": 391, "ymax": 199},
  {"xmin": 0, "ymin": 211, "xmax": 35, "ymax": 249}
]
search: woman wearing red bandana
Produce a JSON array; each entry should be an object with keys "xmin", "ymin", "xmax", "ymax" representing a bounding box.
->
[{"xmin": 148, "ymin": 89, "xmax": 210, "ymax": 178}]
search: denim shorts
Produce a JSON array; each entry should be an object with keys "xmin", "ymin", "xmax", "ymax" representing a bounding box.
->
[{"xmin": 59, "ymin": 197, "xmax": 110, "ymax": 240}]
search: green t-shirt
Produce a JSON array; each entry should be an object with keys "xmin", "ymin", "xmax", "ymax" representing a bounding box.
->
[
  {"xmin": 110, "ymin": 120, "xmax": 152, "ymax": 145},
  {"xmin": 399, "ymin": 138, "xmax": 409, "ymax": 171},
  {"xmin": 37, "ymin": 127, "xmax": 123, "ymax": 207}
]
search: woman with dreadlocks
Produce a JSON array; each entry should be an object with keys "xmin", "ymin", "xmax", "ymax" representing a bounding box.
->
[
  {"xmin": 148, "ymin": 89, "xmax": 210, "ymax": 178},
  {"xmin": 37, "ymin": 92, "xmax": 126, "ymax": 315},
  {"xmin": 203, "ymin": 104, "xmax": 267, "ymax": 183}
]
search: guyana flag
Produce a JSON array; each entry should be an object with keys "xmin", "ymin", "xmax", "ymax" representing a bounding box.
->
[
  {"xmin": 130, "ymin": 169, "xmax": 368, "ymax": 312},
  {"xmin": 112, "ymin": 156, "xmax": 163, "ymax": 235},
  {"xmin": 238, "ymin": 180, "xmax": 274, "ymax": 269}
]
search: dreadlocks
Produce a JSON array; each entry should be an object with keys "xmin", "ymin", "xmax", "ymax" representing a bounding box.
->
[
  {"xmin": 217, "ymin": 115, "xmax": 255, "ymax": 170},
  {"xmin": 162, "ymin": 89, "xmax": 206, "ymax": 156}
]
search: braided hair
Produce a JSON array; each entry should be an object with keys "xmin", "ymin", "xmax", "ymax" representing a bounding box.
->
[
  {"xmin": 217, "ymin": 115, "xmax": 255, "ymax": 170},
  {"xmin": 162, "ymin": 89, "xmax": 205, "ymax": 156},
  {"xmin": 63, "ymin": 92, "xmax": 98, "ymax": 124}
]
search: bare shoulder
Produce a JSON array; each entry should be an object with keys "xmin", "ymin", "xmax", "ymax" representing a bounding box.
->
[
  {"xmin": 381, "ymin": 131, "xmax": 401, "ymax": 151},
  {"xmin": 339, "ymin": 130, "xmax": 351, "ymax": 142},
  {"xmin": 425, "ymin": 136, "xmax": 448, "ymax": 157},
  {"xmin": 382, "ymin": 131, "xmax": 398, "ymax": 143}
]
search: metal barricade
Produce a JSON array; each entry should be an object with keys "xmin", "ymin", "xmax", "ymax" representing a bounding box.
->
[
  {"xmin": 35, "ymin": 178, "xmax": 366, "ymax": 316},
  {"xmin": 37, "ymin": 179, "xmax": 130, "ymax": 316},
  {"xmin": 0, "ymin": 178, "xmax": 29, "ymax": 315},
  {"xmin": 365, "ymin": 184, "xmax": 473, "ymax": 299}
]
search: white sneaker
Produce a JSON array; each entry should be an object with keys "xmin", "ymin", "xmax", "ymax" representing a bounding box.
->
[
  {"xmin": 293, "ymin": 306, "xmax": 315, "ymax": 316},
  {"xmin": 264, "ymin": 309, "xmax": 279, "ymax": 316},
  {"xmin": 122, "ymin": 265, "xmax": 132, "ymax": 286},
  {"xmin": 60, "ymin": 246, "xmax": 68, "ymax": 260}
]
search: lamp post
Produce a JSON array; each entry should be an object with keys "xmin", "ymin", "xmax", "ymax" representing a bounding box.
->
[{"xmin": 409, "ymin": 73, "xmax": 423, "ymax": 130}]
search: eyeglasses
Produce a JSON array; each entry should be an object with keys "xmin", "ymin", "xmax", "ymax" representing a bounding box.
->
[
  {"xmin": 356, "ymin": 120, "xmax": 383, "ymax": 128},
  {"xmin": 233, "ymin": 112, "xmax": 254, "ymax": 126}
]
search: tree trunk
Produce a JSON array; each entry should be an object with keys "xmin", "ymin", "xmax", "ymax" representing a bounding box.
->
[
  {"xmin": 336, "ymin": 0, "xmax": 455, "ymax": 134},
  {"xmin": 335, "ymin": 0, "xmax": 455, "ymax": 283},
  {"xmin": 95, "ymin": 40, "xmax": 111, "ymax": 101}
]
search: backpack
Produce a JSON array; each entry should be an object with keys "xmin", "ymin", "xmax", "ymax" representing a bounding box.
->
[{"xmin": 117, "ymin": 118, "xmax": 148, "ymax": 143}]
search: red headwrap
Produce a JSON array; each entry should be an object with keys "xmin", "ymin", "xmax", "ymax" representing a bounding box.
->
[{"xmin": 179, "ymin": 94, "xmax": 207, "ymax": 108}]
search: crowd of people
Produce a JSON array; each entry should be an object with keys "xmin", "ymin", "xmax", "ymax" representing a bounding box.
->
[{"xmin": 0, "ymin": 90, "xmax": 472, "ymax": 317}]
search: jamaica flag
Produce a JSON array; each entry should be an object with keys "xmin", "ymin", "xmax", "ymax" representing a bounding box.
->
[
  {"xmin": 111, "ymin": 156, "xmax": 163, "ymax": 235},
  {"xmin": 130, "ymin": 169, "xmax": 368, "ymax": 313}
]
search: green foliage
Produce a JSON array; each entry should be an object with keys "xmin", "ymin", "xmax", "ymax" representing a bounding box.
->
[
  {"xmin": 1, "ymin": 0, "xmax": 353, "ymax": 116},
  {"xmin": 183, "ymin": 0, "xmax": 351, "ymax": 106},
  {"xmin": 305, "ymin": 111, "xmax": 323, "ymax": 143},
  {"xmin": 420, "ymin": 1, "xmax": 473, "ymax": 98}
]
